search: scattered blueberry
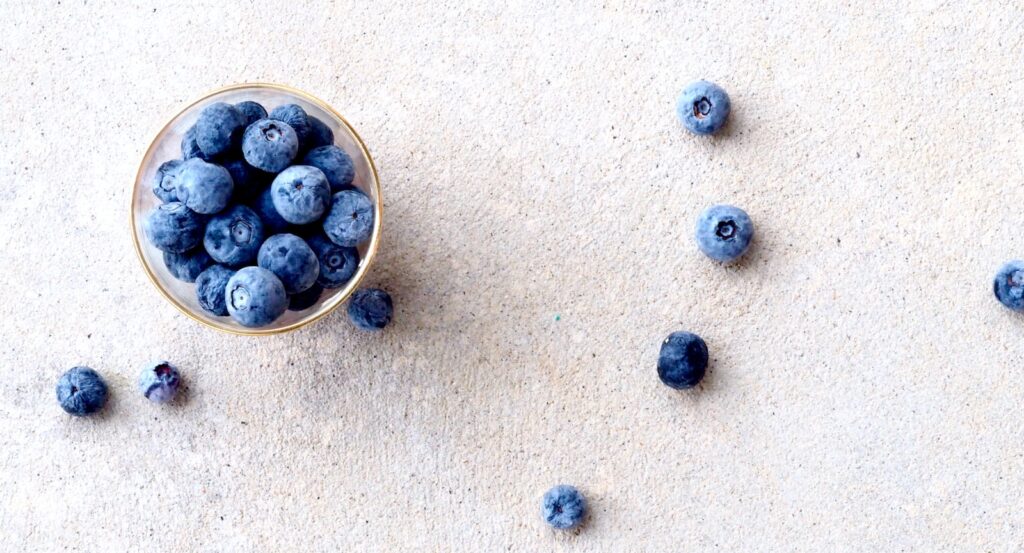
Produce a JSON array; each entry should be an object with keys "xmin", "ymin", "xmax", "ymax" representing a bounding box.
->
[
  {"xmin": 234, "ymin": 100, "xmax": 268, "ymax": 126},
  {"xmin": 195, "ymin": 102, "xmax": 246, "ymax": 157},
  {"xmin": 695, "ymin": 204, "xmax": 753, "ymax": 262},
  {"xmin": 269, "ymin": 103, "xmax": 311, "ymax": 146},
  {"xmin": 203, "ymin": 205, "xmax": 265, "ymax": 266},
  {"xmin": 225, "ymin": 266, "xmax": 288, "ymax": 327},
  {"xmin": 181, "ymin": 126, "xmax": 208, "ymax": 160},
  {"xmin": 242, "ymin": 118, "xmax": 299, "ymax": 173},
  {"xmin": 271, "ymin": 165, "xmax": 332, "ymax": 224},
  {"xmin": 56, "ymin": 367, "xmax": 108, "ymax": 417},
  {"xmin": 542, "ymin": 485, "xmax": 586, "ymax": 530},
  {"xmin": 138, "ymin": 361, "xmax": 181, "ymax": 403},
  {"xmin": 994, "ymin": 260, "xmax": 1024, "ymax": 311},
  {"xmin": 250, "ymin": 187, "xmax": 290, "ymax": 234},
  {"xmin": 323, "ymin": 189, "xmax": 374, "ymax": 247},
  {"xmin": 195, "ymin": 264, "xmax": 235, "ymax": 316},
  {"xmin": 288, "ymin": 283, "xmax": 324, "ymax": 311},
  {"xmin": 144, "ymin": 201, "xmax": 205, "ymax": 253},
  {"xmin": 163, "ymin": 248, "xmax": 213, "ymax": 282},
  {"xmin": 303, "ymin": 145, "xmax": 355, "ymax": 191},
  {"xmin": 152, "ymin": 159, "xmax": 182, "ymax": 202},
  {"xmin": 174, "ymin": 158, "xmax": 234, "ymax": 214},
  {"xmin": 306, "ymin": 116, "xmax": 334, "ymax": 149},
  {"xmin": 657, "ymin": 331, "xmax": 708, "ymax": 389},
  {"xmin": 347, "ymin": 288, "xmax": 393, "ymax": 331},
  {"xmin": 257, "ymin": 233, "xmax": 320, "ymax": 294},
  {"xmin": 308, "ymin": 234, "xmax": 359, "ymax": 289},
  {"xmin": 676, "ymin": 80, "xmax": 731, "ymax": 135}
]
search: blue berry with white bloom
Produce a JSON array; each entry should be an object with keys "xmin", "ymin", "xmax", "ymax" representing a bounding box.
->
[
  {"xmin": 234, "ymin": 101, "xmax": 267, "ymax": 126},
  {"xmin": 347, "ymin": 288, "xmax": 393, "ymax": 331},
  {"xmin": 305, "ymin": 116, "xmax": 334, "ymax": 150},
  {"xmin": 269, "ymin": 103, "xmax": 311, "ymax": 146},
  {"xmin": 994, "ymin": 260, "xmax": 1024, "ymax": 311},
  {"xmin": 163, "ymin": 249, "xmax": 213, "ymax": 282},
  {"xmin": 152, "ymin": 159, "xmax": 182, "ymax": 202},
  {"xmin": 203, "ymin": 205, "xmax": 265, "ymax": 266},
  {"xmin": 56, "ymin": 367, "xmax": 108, "ymax": 416},
  {"xmin": 195, "ymin": 265, "xmax": 235, "ymax": 316},
  {"xmin": 303, "ymin": 145, "xmax": 354, "ymax": 191},
  {"xmin": 174, "ymin": 158, "xmax": 233, "ymax": 214},
  {"xmin": 271, "ymin": 165, "xmax": 331, "ymax": 224},
  {"xmin": 242, "ymin": 118, "xmax": 299, "ymax": 173},
  {"xmin": 308, "ymin": 234, "xmax": 359, "ymax": 289},
  {"xmin": 195, "ymin": 102, "xmax": 246, "ymax": 157},
  {"xmin": 657, "ymin": 331, "xmax": 708, "ymax": 389},
  {"xmin": 138, "ymin": 361, "xmax": 181, "ymax": 403},
  {"xmin": 542, "ymin": 485, "xmax": 586, "ymax": 530},
  {"xmin": 257, "ymin": 233, "xmax": 320, "ymax": 294},
  {"xmin": 695, "ymin": 204, "xmax": 753, "ymax": 262},
  {"xmin": 225, "ymin": 267, "xmax": 288, "ymax": 327},
  {"xmin": 676, "ymin": 80, "xmax": 731, "ymax": 135},
  {"xmin": 144, "ymin": 201, "xmax": 205, "ymax": 253},
  {"xmin": 323, "ymin": 189, "xmax": 374, "ymax": 247}
]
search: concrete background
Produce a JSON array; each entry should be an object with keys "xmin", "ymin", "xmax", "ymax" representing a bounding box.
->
[{"xmin": 2, "ymin": 1, "xmax": 1023, "ymax": 551}]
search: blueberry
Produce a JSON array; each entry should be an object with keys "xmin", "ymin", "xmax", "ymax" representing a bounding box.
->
[
  {"xmin": 152, "ymin": 159, "xmax": 183, "ymax": 202},
  {"xmin": 195, "ymin": 102, "xmax": 246, "ymax": 157},
  {"xmin": 288, "ymin": 283, "xmax": 324, "ymax": 311},
  {"xmin": 181, "ymin": 126, "xmax": 209, "ymax": 160},
  {"xmin": 994, "ymin": 260, "xmax": 1024, "ymax": 311},
  {"xmin": 271, "ymin": 165, "xmax": 332, "ymax": 224},
  {"xmin": 347, "ymin": 288, "xmax": 393, "ymax": 331},
  {"xmin": 323, "ymin": 189, "xmax": 374, "ymax": 247},
  {"xmin": 542, "ymin": 485, "xmax": 586, "ymax": 530},
  {"xmin": 657, "ymin": 331, "xmax": 708, "ymax": 389},
  {"xmin": 302, "ymin": 145, "xmax": 355, "ymax": 191},
  {"xmin": 676, "ymin": 80, "xmax": 731, "ymax": 135},
  {"xmin": 695, "ymin": 204, "xmax": 753, "ymax": 262},
  {"xmin": 257, "ymin": 233, "xmax": 320, "ymax": 294},
  {"xmin": 56, "ymin": 366, "xmax": 108, "ymax": 416},
  {"xmin": 307, "ymin": 234, "xmax": 359, "ymax": 289},
  {"xmin": 195, "ymin": 264, "xmax": 235, "ymax": 316},
  {"xmin": 306, "ymin": 116, "xmax": 334, "ymax": 149},
  {"xmin": 234, "ymin": 100, "xmax": 268, "ymax": 126},
  {"xmin": 203, "ymin": 205, "xmax": 265, "ymax": 266},
  {"xmin": 251, "ymin": 187, "xmax": 289, "ymax": 234},
  {"xmin": 269, "ymin": 103, "xmax": 311, "ymax": 146},
  {"xmin": 138, "ymin": 361, "xmax": 181, "ymax": 403},
  {"xmin": 174, "ymin": 158, "xmax": 234, "ymax": 215},
  {"xmin": 225, "ymin": 266, "xmax": 288, "ymax": 327},
  {"xmin": 163, "ymin": 248, "xmax": 213, "ymax": 282},
  {"xmin": 242, "ymin": 118, "xmax": 299, "ymax": 173},
  {"xmin": 144, "ymin": 201, "xmax": 205, "ymax": 253},
  {"xmin": 220, "ymin": 157, "xmax": 266, "ymax": 201}
]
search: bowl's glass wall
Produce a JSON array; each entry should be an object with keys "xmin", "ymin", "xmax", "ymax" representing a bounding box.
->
[{"xmin": 131, "ymin": 85, "xmax": 381, "ymax": 334}]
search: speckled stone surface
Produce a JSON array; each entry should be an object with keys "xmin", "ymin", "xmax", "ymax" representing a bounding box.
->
[{"xmin": 2, "ymin": 1, "xmax": 1024, "ymax": 550}]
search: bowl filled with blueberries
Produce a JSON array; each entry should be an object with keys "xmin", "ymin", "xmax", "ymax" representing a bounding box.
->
[{"xmin": 131, "ymin": 83, "xmax": 382, "ymax": 335}]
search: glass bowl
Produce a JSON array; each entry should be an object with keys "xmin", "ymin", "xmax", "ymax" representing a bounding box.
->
[{"xmin": 130, "ymin": 83, "xmax": 382, "ymax": 335}]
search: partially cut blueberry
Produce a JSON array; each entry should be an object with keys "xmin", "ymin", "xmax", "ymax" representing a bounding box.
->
[{"xmin": 138, "ymin": 361, "xmax": 181, "ymax": 403}]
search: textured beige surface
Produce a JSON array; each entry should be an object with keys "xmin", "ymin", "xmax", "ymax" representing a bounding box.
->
[{"xmin": 2, "ymin": 1, "xmax": 1024, "ymax": 551}]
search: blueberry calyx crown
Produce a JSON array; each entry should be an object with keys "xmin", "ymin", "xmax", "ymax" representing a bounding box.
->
[
  {"xmin": 715, "ymin": 220, "xmax": 737, "ymax": 240},
  {"xmin": 263, "ymin": 123, "xmax": 282, "ymax": 141},
  {"xmin": 231, "ymin": 220, "xmax": 253, "ymax": 243},
  {"xmin": 693, "ymin": 96, "xmax": 712, "ymax": 119},
  {"xmin": 230, "ymin": 285, "xmax": 251, "ymax": 309}
]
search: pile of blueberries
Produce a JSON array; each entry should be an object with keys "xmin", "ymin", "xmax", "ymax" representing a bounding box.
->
[{"xmin": 143, "ymin": 99, "xmax": 392, "ymax": 330}]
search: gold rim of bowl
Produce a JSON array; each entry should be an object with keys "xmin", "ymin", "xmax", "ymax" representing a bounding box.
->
[{"xmin": 130, "ymin": 82, "xmax": 383, "ymax": 336}]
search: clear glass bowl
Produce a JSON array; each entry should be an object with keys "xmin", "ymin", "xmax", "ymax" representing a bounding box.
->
[{"xmin": 130, "ymin": 83, "xmax": 382, "ymax": 335}]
